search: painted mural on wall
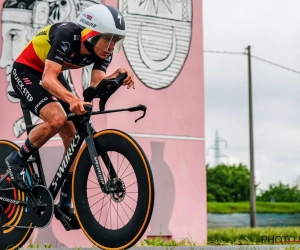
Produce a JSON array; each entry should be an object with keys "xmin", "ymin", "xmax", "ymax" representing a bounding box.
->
[
  {"xmin": 0, "ymin": 0, "xmax": 100, "ymax": 138},
  {"xmin": 119, "ymin": 0, "xmax": 192, "ymax": 89},
  {"xmin": 0, "ymin": 0, "xmax": 206, "ymax": 246}
]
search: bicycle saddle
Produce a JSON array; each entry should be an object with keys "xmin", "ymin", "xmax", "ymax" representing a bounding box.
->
[{"xmin": 8, "ymin": 91, "xmax": 19, "ymax": 99}]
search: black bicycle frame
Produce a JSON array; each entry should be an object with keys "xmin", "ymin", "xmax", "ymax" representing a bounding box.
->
[{"xmin": 0, "ymin": 74, "xmax": 147, "ymax": 205}]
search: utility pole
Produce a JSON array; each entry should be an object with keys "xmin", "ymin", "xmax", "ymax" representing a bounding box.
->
[{"xmin": 246, "ymin": 45, "xmax": 256, "ymax": 228}]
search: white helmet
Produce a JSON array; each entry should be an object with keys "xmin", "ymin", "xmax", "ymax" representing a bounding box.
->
[{"xmin": 76, "ymin": 4, "xmax": 126, "ymax": 53}]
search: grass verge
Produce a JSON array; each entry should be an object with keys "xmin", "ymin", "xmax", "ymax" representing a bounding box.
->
[
  {"xmin": 208, "ymin": 202, "xmax": 300, "ymax": 214},
  {"xmin": 208, "ymin": 226, "xmax": 300, "ymax": 245},
  {"xmin": 22, "ymin": 227, "xmax": 300, "ymax": 248}
]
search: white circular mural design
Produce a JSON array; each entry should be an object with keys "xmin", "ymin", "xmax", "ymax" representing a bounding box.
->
[{"xmin": 119, "ymin": 0, "xmax": 192, "ymax": 89}]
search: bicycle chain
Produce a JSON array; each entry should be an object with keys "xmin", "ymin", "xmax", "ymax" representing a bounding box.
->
[
  {"xmin": 0, "ymin": 188, "xmax": 14, "ymax": 191},
  {"xmin": 0, "ymin": 185, "xmax": 54, "ymax": 229}
]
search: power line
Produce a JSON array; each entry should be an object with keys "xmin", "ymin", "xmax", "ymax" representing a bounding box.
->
[
  {"xmin": 250, "ymin": 55, "xmax": 300, "ymax": 75},
  {"xmin": 203, "ymin": 50, "xmax": 245, "ymax": 55},
  {"xmin": 204, "ymin": 50, "xmax": 300, "ymax": 75}
]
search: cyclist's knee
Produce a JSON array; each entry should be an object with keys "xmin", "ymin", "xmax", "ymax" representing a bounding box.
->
[
  {"xmin": 40, "ymin": 103, "xmax": 67, "ymax": 134},
  {"xmin": 59, "ymin": 121, "xmax": 76, "ymax": 140},
  {"xmin": 48, "ymin": 116, "xmax": 67, "ymax": 134}
]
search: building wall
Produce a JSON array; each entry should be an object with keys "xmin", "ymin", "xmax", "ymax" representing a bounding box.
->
[{"xmin": 0, "ymin": 0, "xmax": 206, "ymax": 247}]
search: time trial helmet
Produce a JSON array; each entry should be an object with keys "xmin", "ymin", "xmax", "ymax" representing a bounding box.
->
[{"xmin": 76, "ymin": 4, "xmax": 126, "ymax": 53}]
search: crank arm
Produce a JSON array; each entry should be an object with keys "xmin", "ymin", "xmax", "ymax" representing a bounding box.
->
[{"xmin": 0, "ymin": 172, "xmax": 9, "ymax": 185}]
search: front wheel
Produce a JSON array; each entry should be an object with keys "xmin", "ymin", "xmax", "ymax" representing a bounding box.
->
[{"xmin": 72, "ymin": 129, "xmax": 154, "ymax": 249}]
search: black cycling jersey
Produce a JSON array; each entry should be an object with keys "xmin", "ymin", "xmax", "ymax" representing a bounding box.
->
[{"xmin": 15, "ymin": 22, "xmax": 112, "ymax": 73}]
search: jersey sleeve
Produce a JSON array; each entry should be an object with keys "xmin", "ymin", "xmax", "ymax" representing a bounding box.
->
[
  {"xmin": 92, "ymin": 54, "xmax": 113, "ymax": 73},
  {"xmin": 46, "ymin": 28, "xmax": 73, "ymax": 65}
]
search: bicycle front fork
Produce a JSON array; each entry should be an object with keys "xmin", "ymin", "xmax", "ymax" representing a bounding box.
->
[{"xmin": 84, "ymin": 122, "xmax": 118, "ymax": 194}]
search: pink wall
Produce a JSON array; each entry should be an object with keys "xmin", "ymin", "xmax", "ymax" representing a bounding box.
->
[{"xmin": 0, "ymin": 0, "xmax": 206, "ymax": 247}]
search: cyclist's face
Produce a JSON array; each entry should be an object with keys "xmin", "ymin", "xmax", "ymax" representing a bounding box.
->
[
  {"xmin": 93, "ymin": 35, "xmax": 116, "ymax": 59},
  {"xmin": 93, "ymin": 34, "xmax": 124, "ymax": 58}
]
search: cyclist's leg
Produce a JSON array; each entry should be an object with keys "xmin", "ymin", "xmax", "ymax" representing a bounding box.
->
[
  {"xmin": 56, "ymin": 73, "xmax": 77, "ymax": 155},
  {"xmin": 7, "ymin": 62, "xmax": 68, "ymax": 191},
  {"xmin": 51, "ymin": 74, "xmax": 80, "ymax": 228}
]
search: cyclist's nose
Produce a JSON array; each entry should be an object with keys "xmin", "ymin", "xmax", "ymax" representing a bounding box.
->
[{"xmin": 108, "ymin": 40, "xmax": 115, "ymax": 51}]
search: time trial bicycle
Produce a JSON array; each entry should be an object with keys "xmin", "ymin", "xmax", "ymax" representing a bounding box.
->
[{"xmin": 0, "ymin": 73, "xmax": 155, "ymax": 250}]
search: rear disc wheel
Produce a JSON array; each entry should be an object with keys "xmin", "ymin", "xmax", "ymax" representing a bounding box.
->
[{"xmin": 0, "ymin": 140, "xmax": 34, "ymax": 250}]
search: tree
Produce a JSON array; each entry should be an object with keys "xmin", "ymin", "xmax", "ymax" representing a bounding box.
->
[
  {"xmin": 257, "ymin": 182, "xmax": 300, "ymax": 202},
  {"xmin": 207, "ymin": 163, "xmax": 251, "ymax": 202}
]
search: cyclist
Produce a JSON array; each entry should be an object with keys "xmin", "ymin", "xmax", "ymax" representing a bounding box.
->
[{"xmin": 4, "ymin": 3, "xmax": 134, "ymax": 228}]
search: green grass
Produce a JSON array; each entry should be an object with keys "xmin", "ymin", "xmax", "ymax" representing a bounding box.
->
[
  {"xmin": 208, "ymin": 226, "xmax": 300, "ymax": 245},
  {"xmin": 208, "ymin": 202, "xmax": 300, "ymax": 214},
  {"xmin": 19, "ymin": 227, "xmax": 300, "ymax": 248},
  {"xmin": 139, "ymin": 227, "xmax": 300, "ymax": 247},
  {"xmin": 140, "ymin": 236, "xmax": 196, "ymax": 247}
]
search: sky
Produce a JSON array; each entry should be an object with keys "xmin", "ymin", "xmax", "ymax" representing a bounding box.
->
[{"xmin": 203, "ymin": 0, "xmax": 300, "ymax": 192}]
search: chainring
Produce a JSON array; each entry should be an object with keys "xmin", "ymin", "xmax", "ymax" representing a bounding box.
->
[{"xmin": 27, "ymin": 185, "xmax": 54, "ymax": 228}]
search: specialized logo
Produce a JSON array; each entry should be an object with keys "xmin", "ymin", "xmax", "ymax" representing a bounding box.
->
[
  {"xmin": 94, "ymin": 156, "xmax": 104, "ymax": 184},
  {"xmin": 119, "ymin": 0, "xmax": 192, "ymax": 89},
  {"xmin": 80, "ymin": 18, "xmax": 97, "ymax": 28},
  {"xmin": 12, "ymin": 69, "xmax": 33, "ymax": 102},
  {"xmin": 20, "ymin": 169, "xmax": 26, "ymax": 183},
  {"xmin": 51, "ymin": 133, "xmax": 81, "ymax": 190},
  {"xmin": 118, "ymin": 13, "xmax": 122, "ymax": 25},
  {"xmin": 34, "ymin": 97, "xmax": 48, "ymax": 113},
  {"xmin": 61, "ymin": 41, "xmax": 70, "ymax": 53}
]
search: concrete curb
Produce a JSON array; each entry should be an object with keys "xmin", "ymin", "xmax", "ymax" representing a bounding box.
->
[{"xmin": 20, "ymin": 246, "xmax": 300, "ymax": 250}]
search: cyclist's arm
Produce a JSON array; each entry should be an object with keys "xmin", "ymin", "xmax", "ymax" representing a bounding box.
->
[
  {"xmin": 90, "ymin": 69, "xmax": 106, "ymax": 88},
  {"xmin": 42, "ymin": 60, "xmax": 79, "ymax": 104},
  {"xmin": 90, "ymin": 54, "xmax": 112, "ymax": 87},
  {"xmin": 42, "ymin": 26, "xmax": 80, "ymax": 103}
]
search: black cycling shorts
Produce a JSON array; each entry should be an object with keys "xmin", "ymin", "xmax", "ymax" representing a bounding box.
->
[{"xmin": 11, "ymin": 62, "xmax": 73, "ymax": 117}]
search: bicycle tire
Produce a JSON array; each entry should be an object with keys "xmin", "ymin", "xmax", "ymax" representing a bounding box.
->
[
  {"xmin": 72, "ymin": 129, "xmax": 154, "ymax": 249},
  {"xmin": 0, "ymin": 140, "xmax": 35, "ymax": 250}
]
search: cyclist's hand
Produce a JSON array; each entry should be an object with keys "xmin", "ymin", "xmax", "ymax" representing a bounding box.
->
[
  {"xmin": 70, "ymin": 98, "xmax": 92, "ymax": 115},
  {"xmin": 120, "ymin": 68, "xmax": 135, "ymax": 89},
  {"xmin": 107, "ymin": 68, "xmax": 135, "ymax": 89}
]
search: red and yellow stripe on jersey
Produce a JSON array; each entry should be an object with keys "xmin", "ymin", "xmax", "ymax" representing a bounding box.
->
[
  {"xmin": 15, "ymin": 26, "xmax": 100, "ymax": 73},
  {"xmin": 15, "ymin": 25, "xmax": 52, "ymax": 73}
]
